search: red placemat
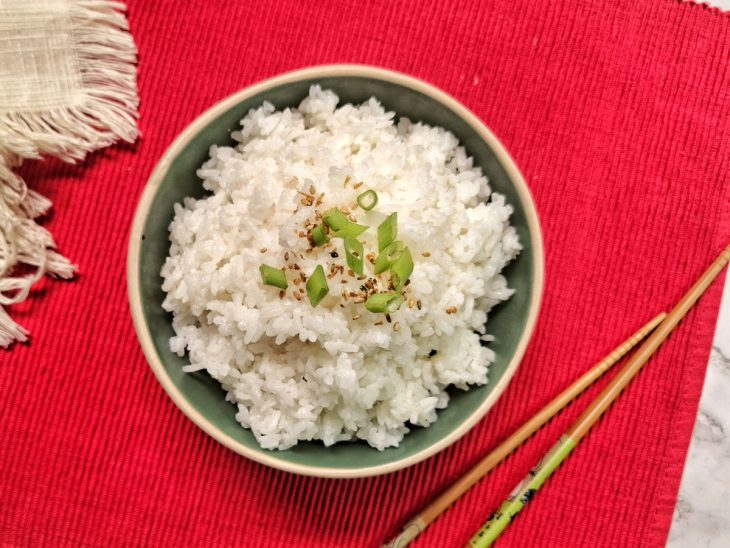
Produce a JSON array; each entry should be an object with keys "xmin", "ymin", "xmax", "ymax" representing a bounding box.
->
[{"xmin": 2, "ymin": 0, "xmax": 729, "ymax": 546}]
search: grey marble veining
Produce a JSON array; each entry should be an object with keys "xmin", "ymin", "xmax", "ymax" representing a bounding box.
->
[{"xmin": 667, "ymin": 270, "xmax": 730, "ymax": 546}]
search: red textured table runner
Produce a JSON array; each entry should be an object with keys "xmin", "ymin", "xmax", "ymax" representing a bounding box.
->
[{"xmin": 2, "ymin": 1, "xmax": 729, "ymax": 546}]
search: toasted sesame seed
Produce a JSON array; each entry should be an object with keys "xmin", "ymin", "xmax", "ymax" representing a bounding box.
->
[
  {"xmin": 374, "ymin": 321, "xmax": 383, "ymax": 326},
  {"xmin": 446, "ymin": 306, "xmax": 457, "ymax": 314},
  {"xmin": 352, "ymin": 314, "xmax": 361, "ymax": 320},
  {"xmin": 284, "ymin": 252, "xmax": 289, "ymax": 261},
  {"xmin": 341, "ymin": 280, "xmax": 348, "ymax": 284},
  {"xmin": 279, "ymin": 290, "xmax": 285, "ymax": 299},
  {"xmin": 347, "ymin": 269, "xmax": 355, "ymax": 277},
  {"xmin": 408, "ymin": 299, "xmax": 415, "ymax": 309},
  {"xmin": 343, "ymin": 175, "xmax": 351, "ymax": 187},
  {"xmin": 293, "ymin": 264, "xmax": 301, "ymax": 270},
  {"xmin": 260, "ymin": 247, "xmax": 267, "ymax": 253},
  {"xmin": 393, "ymin": 322, "xmax": 400, "ymax": 332},
  {"xmin": 309, "ymin": 184, "xmax": 316, "ymax": 195},
  {"xmin": 385, "ymin": 313, "xmax": 392, "ymax": 323},
  {"xmin": 416, "ymin": 300, "xmax": 422, "ymax": 310},
  {"xmin": 421, "ymin": 251, "xmax": 431, "ymax": 257},
  {"xmin": 354, "ymin": 181, "xmax": 364, "ymax": 189}
]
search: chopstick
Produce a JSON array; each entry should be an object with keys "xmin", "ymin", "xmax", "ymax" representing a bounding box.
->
[
  {"xmin": 383, "ymin": 312, "xmax": 667, "ymax": 548},
  {"xmin": 467, "ymin": 243, "xmax": 730, "ymax": 548}
]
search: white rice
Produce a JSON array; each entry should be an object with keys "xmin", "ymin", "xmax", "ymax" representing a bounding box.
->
[{"xmin": 161, "ymin": 86, "xmax": 521, "ymax": 450}]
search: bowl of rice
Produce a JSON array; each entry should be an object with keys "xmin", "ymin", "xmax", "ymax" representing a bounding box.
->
[{"xmin": 128, "ymin": 65, "xmax": 543, "ymax": 478}]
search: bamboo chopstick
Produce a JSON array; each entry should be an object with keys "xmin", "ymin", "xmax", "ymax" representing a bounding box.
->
[
  {"xmin": 467, "ymin": 244, "xmax": 730, "ymax": 548},
  {"xmin": 383, "ymin": 312, "xmax": 667, "ymax": 548}
]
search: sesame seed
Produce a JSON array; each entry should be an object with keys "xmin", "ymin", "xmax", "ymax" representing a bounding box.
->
[
  {"xmin": 421, "ymin": 251, "xmax": 431, "ymax": 257},
  {"xmin": 354, "ymin": 181, "xmax": 364, "ymax": 189},
  {"xmin": 446, "ymin": 306, "xmax": 457, "ymax": 314},
  {"xmin": 279, "ymin": 290, "xmax": 285, "ymax": 299},
  {"xmin": 309, "ymin": 184, "xmax": 316, "ymax": 195},
  {"xmin": 341, "ymin": 280, "xmax": 348, "ymax": 284},
  {"xmin": 417, "ymin": 300, "xmax": 422, "ymax": 310},
  {"xmin": 408, "ymin": 299, "xmax": 415, "ymax": 308},
  {"xmin": 374, "ymin": 321, "xmax": 383, "ymax": 326},
  {"xmin": 393, "ymin": 322, "xmax": 400, "ymax": 332},
  {"xmin": 284, "ymin": 252, "xmax": 289, "ymax": 261},
  {"xmin": 352, "ymin": 314, "xmax": 361, "ymax": 320},
  {"xmin": 347, "ymin": 269, "xmax": 355, "ymax": 277},
  {"xmin": 385, "ymin": 313, "xmax": 392, "ymax": 323},
  {"xmin": 343, "ymin": 175, "xmax": 351, "ymax": 187}
]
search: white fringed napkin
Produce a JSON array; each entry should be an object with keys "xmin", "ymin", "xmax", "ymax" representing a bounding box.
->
[{"xmin": 0, "ymin": 0, "xmax": 138, "ymax": 346}]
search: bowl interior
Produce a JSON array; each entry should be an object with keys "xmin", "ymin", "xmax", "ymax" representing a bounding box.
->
[{"xmin": 136, "ymin": 74, "xmax": 539, "ymax": 473}]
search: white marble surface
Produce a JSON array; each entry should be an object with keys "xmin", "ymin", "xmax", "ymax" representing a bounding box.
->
[{"xmin": 667, "ymin": 270, "xmax": 730, "ymax": 546}]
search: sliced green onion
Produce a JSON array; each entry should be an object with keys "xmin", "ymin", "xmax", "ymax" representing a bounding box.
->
[
  {"xmin": 344, "ymin": 237, "xmax": 364, "ymax": 276},
  {"xmin": 333, "ymin": 222, "xmax": 369, "ymax": 239},
  {"xmin": 310, "ymin": 224, "xmax": 329, "ymax": 247},
  {"xmin": 323, "ymin": 208, "xmax": 349, "ymax": 231},
  {"xmin": 356, "ymin": 190, "xmax": 378, "ymax": 211},
  {"xmin": 377, "ymin": 212, "xmax": 397, "ymax": 252},
  {"xmin": 365, "ymin": 292, "xmax": 404, "ymax": 314},
  {"xmin": 374, "ymin": 240, "xmax": 405, "ymax": 274},
  {"xmin": 305, "ymin": 265, "xmax": 329, "ymax": 307},
  {"xmin": 259, "ymin": 264, "xmax": 287, "ymax": 289},
  {"xmin": 390, "ymin": 246, "xmax": 414, "ymax": 291}
]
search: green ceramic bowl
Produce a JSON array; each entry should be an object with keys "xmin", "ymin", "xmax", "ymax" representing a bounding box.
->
[{"xmin": 127, "ymin": 65, "xmax": 544, "ymax": 478}]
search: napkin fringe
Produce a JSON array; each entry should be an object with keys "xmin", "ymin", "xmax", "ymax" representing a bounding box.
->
[
  {"xmin": 0, "ymin": 0, "xmax": 139, "ymax": 162},
  {"xmin": 0, "ymin": 0, "xmax": 138, "ymax": 347}
]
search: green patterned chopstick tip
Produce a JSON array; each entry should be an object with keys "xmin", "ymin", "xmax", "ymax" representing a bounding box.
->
[{"xmin": 467, "ymin": 435, "xmax": 576, "ymax": 548}]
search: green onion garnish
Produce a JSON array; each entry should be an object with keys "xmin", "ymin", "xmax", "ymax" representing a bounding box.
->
[
  {"xmin": 365, "ymin": 292, "xmax": 404, "ymax": 314},
  {"xmin": 390, "ymin": 246, "xmax": 414, "ymax": 291},
  {"xmin": 305, "ymin": 265, "xmax": 329, "ymax": 307},
  {"xmin": 259, "ymin": 264, "xmax": 287, "ymax": 289},
  {"xmin": 323, "ymin": 208, "xmax": 349, "ymax": 231},
  {"xmin": 333, "ymin": 222, "xmax": 369, "ymax": 239},
  {"xmin": 374, "ymin": 240, "xmax": 405, "ymax": 274},
  {"xmin": 356, "ymin": 190, "xmax": 378, "ymax": 211},
  {"xmin": 377, "ymin": 212, "xmax": 397, "ymax": 251},
  {"xmin": 344, "ymin": 237, "xmax": 364, "ymax": 276},
  {"xmin": 310, "ymin": 225, "xmax": 329, "ymax": 247}
]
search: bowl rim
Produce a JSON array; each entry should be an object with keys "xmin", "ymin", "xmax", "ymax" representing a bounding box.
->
[{"xmin": 127, "ymin": 64, "xmax": 544, "ymax": 478}]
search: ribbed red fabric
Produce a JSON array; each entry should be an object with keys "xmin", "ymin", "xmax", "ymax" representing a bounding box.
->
[{"xmin": 2, "ymin": 0, "xmax": 729, "ymax": 546}]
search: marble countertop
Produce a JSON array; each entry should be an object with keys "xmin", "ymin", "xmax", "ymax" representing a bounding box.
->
[{"xmin": 667, "ymin": 270, "xmax": 730, "ymax": 546}]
